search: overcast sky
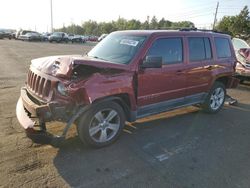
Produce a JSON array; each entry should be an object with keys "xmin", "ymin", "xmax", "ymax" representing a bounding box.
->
[{"xmin": 0, "ymin": 0, "xmax": 248, "ymax": 32}]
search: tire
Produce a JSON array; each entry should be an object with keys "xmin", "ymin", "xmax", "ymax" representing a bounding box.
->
[
  {"xmin": 77, "ymin": 101, "xmax": 125, "ymax": 148},
  {"xmin": 202, "ymin": 81, "xmax": 226, "ymax": 113}
]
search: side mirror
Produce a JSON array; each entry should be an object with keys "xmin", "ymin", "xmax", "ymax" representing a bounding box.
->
[{"xmin": 140, "ymin": 56, "xmax": 162, "ymax": 69}]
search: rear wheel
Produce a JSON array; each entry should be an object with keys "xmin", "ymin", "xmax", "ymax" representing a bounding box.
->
[
  {"xmin": 77, "ymin": 101, "xmax": 125, "ymax": 147},
  {"xmin": 202, "ymin": 81, "xmax": 226, "ymax": 113}
]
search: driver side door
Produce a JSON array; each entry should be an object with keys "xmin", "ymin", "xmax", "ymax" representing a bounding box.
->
[{"xmin": 137, "ymin": 36, "xmax": 187, "ymax": 107}]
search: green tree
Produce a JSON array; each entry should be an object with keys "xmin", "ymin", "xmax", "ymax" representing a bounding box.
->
[
  {"xmin": 55, "ymin": 16, "xmax": 195, "ymax": 36},
  {"xmin": 158, "ymin": 18, "xmax": 172, "ymax": 29},
  {"xmin": 216, "ymin": 6, "xmax": 250, "ymax": 39},
  {"xmin": 215, "ymin": 16, "xmax": 234, "ymax": 35},
  {"xmin": 115, "ymin": 18, "xmax": 128, "ymax": 30},
  {"xmin": 127, "ymin": 19, "xmax": 141, "ymax": 30},
  {"xmin": 82, "ymin": 20, "xmax": 98, "ymax": 35},
  {"xmin": 140, "ymin": 21, "xmax": 149, "ymax": 29},
  {"xmin": 172, "ymin": 21, "xmax": 195, "ymax": 28},
  {"xmin": 149, "ymin": 16, "xmax": 158, "ymax": 29}
]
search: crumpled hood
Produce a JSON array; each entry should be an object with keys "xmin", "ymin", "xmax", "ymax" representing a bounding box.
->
[
  {"xmin": 31, "ymin": 55, "xmax": 128, "ymax": 79},
  {"xmin": 31, "ymin": 55, "xmax": 76, "ymax": 77}
]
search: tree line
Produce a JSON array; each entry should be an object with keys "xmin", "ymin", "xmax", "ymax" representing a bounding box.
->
[
  {"xmin": 215, "ymin": 6, "xmax": 250, "ymax": 39},
  {"xmin": 55, "ymin": 16, "xmax": 194, "ymax": 36},
  {"xmin": 55, "ymin": 5, "xmax": 250, "ymax": 40}
]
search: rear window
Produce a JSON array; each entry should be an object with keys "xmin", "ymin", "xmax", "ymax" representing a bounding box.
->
[
  {"xmin": 215, "ymin": 38, "xmax": 232, "ymax": 58},
  {"xmin": 188, "ymin": 37, "xmax": 212, "ymax": 61},
  {"xmin": 147, "ymin": 38, "xmax": 183, "ymax": 64}
]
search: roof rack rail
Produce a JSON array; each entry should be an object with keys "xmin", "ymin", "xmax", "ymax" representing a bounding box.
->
[
  {"xmin": 179, "ymin": 27, "xmax": 198, "ymax": 31},
  {"xmin": 179, "ymin": 27, "xmax": 226, "ymax": 34}
]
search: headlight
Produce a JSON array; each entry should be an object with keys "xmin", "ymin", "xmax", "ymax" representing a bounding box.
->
[{"xmin": 57, "ymin": 82, "xmax": 68, "ymax": 96}]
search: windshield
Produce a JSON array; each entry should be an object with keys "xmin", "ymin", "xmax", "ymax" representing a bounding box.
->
[
  {"xmin": 88, "ymin": 33, "xmax": 146, "ymax": 64},
  {"xmin": 232, "ymin": 38, "xmax": 250, "ymax": 50}
]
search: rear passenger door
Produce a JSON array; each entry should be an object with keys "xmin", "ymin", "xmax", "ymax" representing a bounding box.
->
[{"xmin": 186, "ymin": 36, "xmax": 214, "ymax": 96}]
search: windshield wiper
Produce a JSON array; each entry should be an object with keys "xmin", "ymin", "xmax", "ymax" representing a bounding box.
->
[{"xmin": 91, "ymin": 56, "xmax": 108, "ymax": 61}]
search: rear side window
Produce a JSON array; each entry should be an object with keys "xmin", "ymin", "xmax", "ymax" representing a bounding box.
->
[
  {"xmin": 188, "ymin": 37, "xmax": 212, "ymax": 61},
  {"xmin": 215, "ymin": 38, "xmax": 232, "ymax": 58},
  {"xmin": 147, "ymin": 38, "xmax": 183, "ymax": 64}
]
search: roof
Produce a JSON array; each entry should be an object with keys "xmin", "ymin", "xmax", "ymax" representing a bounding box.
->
[{"xmin": 113, "ymin": 29, "xmax": 230, "ymax": 38}]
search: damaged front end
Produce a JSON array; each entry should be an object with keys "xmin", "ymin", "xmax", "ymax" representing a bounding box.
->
[
  {"xmin": 16, "ymin": 86, "xmax": 89, "ymax": 144},
  {"xmin": 16, "ymin": 55, "xmax": 128, "ymax": 144},
  {"xmin": 235, "ymin": 48, "xmax": 250, "ymax": 81}
]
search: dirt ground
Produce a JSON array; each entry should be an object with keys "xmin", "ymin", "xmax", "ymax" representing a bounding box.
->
[{"xmin": 1, "ymin": 39, "xmax": 250, "ymax": 188}]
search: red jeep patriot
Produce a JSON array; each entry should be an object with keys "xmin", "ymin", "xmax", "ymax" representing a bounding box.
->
[{"xmin": 16, "ymin": 29, "xmax": 239, "ymax": 147}]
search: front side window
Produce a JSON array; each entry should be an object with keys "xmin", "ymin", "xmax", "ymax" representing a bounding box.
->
[
  {"xmin": 215, "ymin": 38, "xmax": 232, "ymax": 58},
  {"xmin": 147, "ymin": 38, "xmax": 183, "ymax": 64}
]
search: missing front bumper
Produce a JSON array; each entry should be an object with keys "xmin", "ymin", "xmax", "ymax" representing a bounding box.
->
[
  {"xmin": 16, "ymin": 97, "xmax": 35, "ymax": 129},
  {"xmin": 16, "ymin": 89, "xmax": 91, "ymax": 144}
]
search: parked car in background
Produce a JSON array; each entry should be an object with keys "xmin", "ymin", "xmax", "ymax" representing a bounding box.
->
[
  {"xmin": 16, "ymin": 29, "xmax": 239, "ymax": 148},
  {"xmin": 68, "ymin": 34, "xmax": 74, "ymax": 41},
  {"xmin": 88, "ymin": 35, "xmax": 98, "ymax": 41},
  {"xmin": 83, "ymin": 35, "xmax": 90, "ymax": 41},
  {"xmin": 16, "ymin": 30, "xmax": 33, "ymax": 40},
  {"xmin": 98, "ymin": 34, "xmax": 108, "ymax": 41},
  {"xmin": 0, "ymin": 31, "xmax": 4, "ymax": 39},
  {"xmin": 232, "ymin": 38, "xmax": 250, "ymax": 83},
  {"xmin": 71, "ymin": 35, "xmax": 85, "ymax": 43},
  {"xmin": 41, "ymin": 33, "xmax": 51, "ymax": 41},
  {"xmin": 0, "ymin": 29, "xmax": 14, "ymax": 39},
  {"xmin": 49, "ymin": 32, "xmax": 69, "ymax": 43},
  {"xmin": 19, "ymin": 32, "xmax": 42, "ymax": 41}
]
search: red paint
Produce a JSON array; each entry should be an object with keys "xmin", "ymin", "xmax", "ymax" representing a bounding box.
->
[{"xmin": 16, "ymin": 30, "xmax": 238, "ymax": 129}]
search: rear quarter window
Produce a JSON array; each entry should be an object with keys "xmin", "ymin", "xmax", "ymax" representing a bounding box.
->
[{"xmin": 215, "ymin": 38, "xmax": 232, "ymax": 58}]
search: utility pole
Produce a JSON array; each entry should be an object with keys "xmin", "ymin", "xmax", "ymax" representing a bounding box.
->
[
  {"xmin": 213, "ymin": 1, "xmax": 219, "ymax": 30},
  {"xmin": 50, "ymin": 0, "xmax": 53, "ymax": 32}
]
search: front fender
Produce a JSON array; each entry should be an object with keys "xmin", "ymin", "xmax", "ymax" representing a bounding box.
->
[{"xmin": 79, "ymin": 73, "xmax": 137, "ymax": 111}]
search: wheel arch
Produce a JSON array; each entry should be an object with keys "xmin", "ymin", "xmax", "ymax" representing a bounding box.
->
[
  {"xmin": 92, "ymin": 94, "xmax": 136, "ymax": 122},
  {"xmin": 214, "ymin": 76, "xmax": 231, "ymax": 88}
]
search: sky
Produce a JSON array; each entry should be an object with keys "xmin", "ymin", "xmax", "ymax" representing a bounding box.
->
[{"xmin": 0, "ymin": 0, "xmax": 249, "ymax": 32}]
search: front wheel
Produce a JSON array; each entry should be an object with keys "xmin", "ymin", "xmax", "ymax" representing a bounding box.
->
[
  {"xmin": 202, "ymin": 81, "xmax": 226, "ymax": 113},
  {"xmin": 77, "ymin": 101, "xmax": 125, "ymax": 147}
]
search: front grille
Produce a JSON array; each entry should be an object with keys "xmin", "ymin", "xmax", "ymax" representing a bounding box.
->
[{"xmin": 27, "ymin": 70, "xmax": 52, "ymax": 98}]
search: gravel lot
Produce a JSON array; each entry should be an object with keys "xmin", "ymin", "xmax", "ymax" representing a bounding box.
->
[{"xmin": 0, "ymin": 39, "xmax": 250, "ymax": 188}]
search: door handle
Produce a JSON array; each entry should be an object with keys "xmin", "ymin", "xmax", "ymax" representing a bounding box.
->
[
  {"xmin": 204, "ymin": 65, "xmax": 213, "ymax": 70},
  {"xmin": 176, "ymin": 70, "xmax": 184, "ymax": 75}
]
